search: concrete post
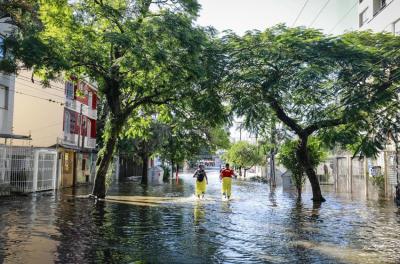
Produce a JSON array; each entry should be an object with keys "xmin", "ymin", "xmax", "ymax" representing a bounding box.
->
[
  {"xmin": 384, "ymin": 151, "xmax": 388, "ymax": 197},
  {"xmin": 364, "ymin": 157, "xmax": 369, "ymax": 198}
]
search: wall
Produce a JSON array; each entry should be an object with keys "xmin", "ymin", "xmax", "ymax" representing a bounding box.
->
[
  {"xmin": 359, "ymin": 0, "xmax": 400, "ymax": 32},
  {"xmin": 0, "ymin": 73, "xmax": 15, "ymax": 135},
  {"xmin": 12, "ymin": 70, "xmax": 64, "ymax": 147},
  {"xmin": 0, "ymin": 18, "xmax": 15, "ymax": 135}
]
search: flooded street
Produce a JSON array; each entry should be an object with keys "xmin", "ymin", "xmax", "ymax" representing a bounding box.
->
[{"xmin": 1, "ymin": 168, "xmax": 400, "ymax": 264}]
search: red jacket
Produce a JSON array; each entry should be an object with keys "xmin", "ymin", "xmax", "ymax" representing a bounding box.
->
[{"xmin": 220, "ymin": 169, "xmax": 234, "ymax": 178}]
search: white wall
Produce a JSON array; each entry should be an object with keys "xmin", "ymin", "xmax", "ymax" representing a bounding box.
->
[
  {"xmin": 13, "ymin": 70, "xmax": 64, "ymax": 147},
  {"xmin": 359, "ymin": 0, "xmax": 400, "ymax": 32},
  {"xmin": 0, "ymin": 17, "xmax": 15, "ymax": 135}
]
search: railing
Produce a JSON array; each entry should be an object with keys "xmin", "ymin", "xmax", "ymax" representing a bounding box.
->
[
  {"xmin": 87, "ymin": 108, "xmax": 97, "ymax": 120},
  {"xmin": 65, "ymin": 98, "xmax": 97, "ymax": 119},
  {"xmin": 62, "ymin": 133, "xmax": 78, "ymax": 146},
  {"xmin": 64, "ymin": 98, "xmax": 78, "ymax": 112},
  {"xmin": 84, "ymin": 138, "xmax": 96, "ymax": 149}
]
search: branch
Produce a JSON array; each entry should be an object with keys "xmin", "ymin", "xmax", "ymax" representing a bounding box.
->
[
  {"xmin": 264, "ymin": 93, "xmax": 304, "ymax": 136},
  {"xmin": 304, "ymin": 118, "xmax": 346, "ymax": 135}
]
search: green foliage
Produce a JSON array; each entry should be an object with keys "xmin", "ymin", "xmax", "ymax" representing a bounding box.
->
[
  {"xmin": 224, "ymin": 25, "xmax": 400, "ymax": 158},
  {"xmin": 277, "ymin": 137, "xmax": 327, "ymax": 194},
  {"xmin": 370, "ymin": 175, "xmax": 385, "ymax": 191},
  {"xmin": 224, "ymin": 141, "xmax": 264, "ymax": 169}
]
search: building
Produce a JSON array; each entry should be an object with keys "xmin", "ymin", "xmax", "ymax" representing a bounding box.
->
[
  {"xmin": 12, "ymin": 73, "xmax": 98, "ymax": 189},
  {"xmin": 357, "ymin": 0, "xmax": 400, "ymax": 198},
  {"xmin": 0, "ymin": 17, "xmax": 16, "ymax": 137},
  {"xmin": 59, "ymin": 79, "xmax": 98, "ymax": 187},
  {"xmin": 13, "ymin": 71, "xmax": 65, "ymax": 146},
  {"xmin": 358, "ymin": 0, "xmax": 400, "ymax": 34}
]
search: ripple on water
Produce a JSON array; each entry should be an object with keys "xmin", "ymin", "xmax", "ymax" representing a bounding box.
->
[{"xmin": 0, "ymin": 171, "xmax": 400, "ymax": 263}]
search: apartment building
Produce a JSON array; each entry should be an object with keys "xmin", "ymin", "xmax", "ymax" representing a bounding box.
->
[
  {"xmin": 359, "ymin": 0, "xmax": 400, "ymax": 34},
  {"xmin": 13, "ymin": 73, "xmax": 98, "ymax": 188},
  {"xmin": 0, "ymin": 17, "xmax": 16, "ymax": 138}
]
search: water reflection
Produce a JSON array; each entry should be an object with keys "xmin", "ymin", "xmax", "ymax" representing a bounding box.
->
[{"xmin": 0, "ymin": 169, "xmax": 400, "ymax": 263}]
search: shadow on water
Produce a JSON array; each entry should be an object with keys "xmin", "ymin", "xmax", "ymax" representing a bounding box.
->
[{"xmin": 1, "ymin": 170, "xmax": 400, "ymax": 263}]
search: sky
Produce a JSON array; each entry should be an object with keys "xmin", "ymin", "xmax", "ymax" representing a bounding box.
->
[
  {"xmin": 196, "ymin": 0, "xmax": 358, "ymax": 35},
  {"xmin": 195, "ymin": 0, "xmax": 358, "ymax": 141}
]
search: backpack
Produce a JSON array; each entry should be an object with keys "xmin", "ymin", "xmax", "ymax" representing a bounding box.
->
[{"xmin": 197, "ymin": 170, "xmax": 205, "ymax": 182}]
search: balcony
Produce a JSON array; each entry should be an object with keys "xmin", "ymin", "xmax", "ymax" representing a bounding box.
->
[
  {"xmin": 87, "ymin": 108, "xmax": 97, "ymax": 120},
  {"xmin": 65, "ymin": 98, "xmax": 97, "ymax": 120},
  {"xmin": 64, "ymin": 98, "xmax": 79, "ymax": 113},
  {"xmin": 61, "ymin": 133, "xmax": 78, "ymax": 146},
  {"xmin": 84, "ymin": 137, "xmax": 96, "ymax": 149}
]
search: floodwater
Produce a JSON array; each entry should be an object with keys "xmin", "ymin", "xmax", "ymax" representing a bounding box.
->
[{"xmin": 0, "ymin": 169, "xmax": 400, "ymax": 264}]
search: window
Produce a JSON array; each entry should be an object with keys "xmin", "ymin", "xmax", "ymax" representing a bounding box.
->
[
  {"xmin": 373, "ymin": 0, "xmax": 387, "ymax": 15},
  {"xmin": 87, "ymin": 119, "xmax": 91, "ymax": 137},
  {"xmin": 359, "ymin": 9, "xmax": 368, "ymax": 27},
  {"xmin": 394, "ymin": 19, "xmax": 400, "ymax": 35},
  {"xmin": 0, "ymin": 85, "xmax": 8, "ymax": 109},
  {"xmin": 64, "ymin": 111, "xmax": 71, "ymax": 134},
  {"xmin": 88, "ymin": 91, "xmax": 93, "ymax": 109},
  {"xmin": 0, "ymin": 37, "xmax": 4, "ymax": 59},
  {"xmin": 65, "ymin": 82, "xmax": 74, "ymax": 99}
]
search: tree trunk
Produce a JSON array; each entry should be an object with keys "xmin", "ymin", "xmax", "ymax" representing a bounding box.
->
[
  {"xmin": 141, "ymin": 152, "xmax": 149, "ymax": 184},
  {"xmin": 297, "ymin": 186, "xmax": 302, "ymax": 198},
  {"xmin": 296, "ymin": 137, "xmax": 325, "ymax": 202},
  {"xmin": 92, "ymin": 118, "xmax": 122, "ymax": 198},
  {"xmin": 171, "ymin": 161, "xmax": 175, "ymax": 178},
  {"xmin": 244, "ymin": 169, "xmax": 247, "ymax": 178},
  {"xmin": 270, "ymin": 149, "xmax": 276, "ymax": 187}
]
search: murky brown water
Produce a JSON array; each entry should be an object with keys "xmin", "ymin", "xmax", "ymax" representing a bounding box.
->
[{"xmin": 0, "ymin": 169, "xmax": 399, "ymax": 264}]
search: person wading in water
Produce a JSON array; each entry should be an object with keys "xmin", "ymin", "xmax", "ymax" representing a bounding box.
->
[
  {"xmin": 193, "ymin": 164, "xmax": 208, "ymax": 199},
  {"xmin": 220, "ymin": 163, "xmax": 236, "ymax": 199}
]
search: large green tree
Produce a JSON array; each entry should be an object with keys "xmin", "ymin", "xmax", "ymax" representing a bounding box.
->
[
  {"xmin": 224, "ymin": 25, "xmax": 400, "ymax": 202},
  {"xmin": 224, "ymin": 141, "xmax": 264, "ymax": 177},
  {"xmin": 35, "ymin": 0, "xmax": 223, "ymax": 198}
]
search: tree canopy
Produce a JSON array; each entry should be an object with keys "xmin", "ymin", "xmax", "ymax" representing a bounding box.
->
[
  {"xmin": 224, "ymin": 25, "xmax": 400, "ymax": 202},
  {"xmin": 224, "ymin": 141, "xmax": 264, "ymax": 177}
]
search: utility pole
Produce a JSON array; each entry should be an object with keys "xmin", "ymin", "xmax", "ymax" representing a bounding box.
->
[{"xmin": 77, "ymin": 104, "xmax": 83, "ymax": 149}]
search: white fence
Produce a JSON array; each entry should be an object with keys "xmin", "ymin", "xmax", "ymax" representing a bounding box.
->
[{"xmin": 0, "ymin": 145, "xmax": 57, "ymax": 195}]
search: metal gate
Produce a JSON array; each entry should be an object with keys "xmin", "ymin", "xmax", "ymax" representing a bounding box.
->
[
  {"xmin": 0, "ymin": 145, "xmax": 57, "ymax": 195},
  {"xmin": 33, "ymin": 149, "xmax": 57, "ymax": 191},
  {"xmin": 8, "ymin": 146, "xmax": 35, "ymax": 193}
]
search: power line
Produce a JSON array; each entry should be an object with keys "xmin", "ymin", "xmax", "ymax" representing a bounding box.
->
[
  {"xmin": 309, "ymin": 0, "xmax": 331, "ymax": 27},
  {"xmin": 328, "ymin": 1, "xmax": 358, "ymax": 34},
  {"xmin": 0, "ymin": 85, "xmax": 64, "ymax": 105},
  {"xmin": 16, "ymin": 75, "xmax": 65, "ymax": 92},
  {"xmin": 292, "ymin": 0, "xmax": 310, "ymax": 27},
  {"xmin": 1, "ymin": 74, "xmax": 66, "ymax": 98},
  {"xmin": 14, "ymin": 79, "xmax": 65, "ymax": 99}
]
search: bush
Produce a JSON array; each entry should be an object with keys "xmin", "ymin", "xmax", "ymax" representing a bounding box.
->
[{"xmin": 277, "ymin": 137, "xmax": 327, "ymax": 197}]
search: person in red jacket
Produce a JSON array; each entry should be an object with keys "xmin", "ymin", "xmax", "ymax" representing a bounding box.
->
[{"xmin": 220, "ymin": 163, "xmax": 235, "ymax": 199}]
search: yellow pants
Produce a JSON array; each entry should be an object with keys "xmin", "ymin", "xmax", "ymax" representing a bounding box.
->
[
  {"xmin": 222, "ymin": 177, "xmax": 232, "ymax": 197},
  {"xmin": 195, "ymin": 180, "xmax": 207, "ymax": 196}
]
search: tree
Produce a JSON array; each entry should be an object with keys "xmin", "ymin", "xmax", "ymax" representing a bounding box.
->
[
  {"xmin": 36, "ymin": 0, "xmax": 224, "ymax": 198},
  {"xmin": 224, "ymin": 141, "xmax": 264, "ymax": 177},
  {"xmin": 0, "ymin": 0, "xmax": 66, "ymax": 76},
  {"xmin": 278, "ymin": 137, "xmax": 327, "ymax": 198},
  {"xmin": 224, "ymin": 25, "xmax": 400, "ymax": 202}
]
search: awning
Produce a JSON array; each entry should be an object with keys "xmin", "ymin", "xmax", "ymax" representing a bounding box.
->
[{"xmin": 0, "ymin": 133, "xmax": 31, "ymax": 140}]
